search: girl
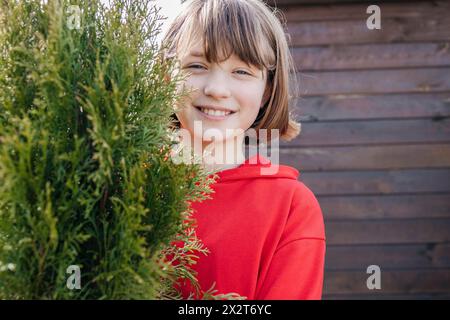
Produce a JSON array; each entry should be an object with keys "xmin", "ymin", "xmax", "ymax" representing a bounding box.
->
[{"xmin": 162, "ymin": 0, "xmax": 326, "ymax": 300}]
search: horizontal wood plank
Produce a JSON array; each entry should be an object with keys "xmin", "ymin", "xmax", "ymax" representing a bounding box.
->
[
  {"xmin": 292, "ymin": 42, "xmax": 450, "ymax": 71},
  {"xmin": 269, "ymin": 0, "xmax": 427, "ymax": 6},
  {"xmin": 282, "ymin": 1, "xmax": 449, "ymax": 22},
  {"xmin": 279, "ymin": 144, "xmax": 450, "ymax": 171},
  {"xmin": 326, "ymin": 219, "xmax": 450, "ymax": 245},
  {"xmin": 298, "ymin": 169, "xmax": 450, "ymax": 195},
  {"xmin": 319, "ymin": 194, "xmax": 450, "ymax": 220},
  {"xmin": 323, "ymin": 292, "xmax": 450, "ymax": 300},
  {"xmin": 296, "ymin": 68, "xmax": 450, "ymax": 96},
  {"xmin": 287, "ymin": 14, "xmax": 450, "ymax": 46},
  {"xmin": 281, "ymin": 118, "xmax": 450, "ymax": 147},
  {"xmin": 291, "ymin": 93, "xmax": 450, "ymax": 121},
  {"xmin": 325, "ymin": 243, "xmax": 450, "ymax": 270},
  {"xmin": 323, "ymin": 269, "xmax": 450, "ymax": 294}
]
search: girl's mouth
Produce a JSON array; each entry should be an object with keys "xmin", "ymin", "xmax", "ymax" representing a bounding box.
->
[{"xmin": 194, "ymin": 106, "xmax": 237, "ymax": 121}]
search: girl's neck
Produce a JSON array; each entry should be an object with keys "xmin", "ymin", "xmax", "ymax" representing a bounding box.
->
[{"xmin": 172, "ymin": 132, "xmax": 247, "ymax": 173}]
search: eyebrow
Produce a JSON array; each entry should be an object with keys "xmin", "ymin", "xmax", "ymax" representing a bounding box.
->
[
  {"xmin": 189, "ymin": 51, "xmax": 205, "ymax": 57},
  {"xmin": 186, "ymin": 51, "xmax": 262, "ymax": 75},
  {"xmin": 188, "ymin": 51, "xmax": 249, "ymax": 65}
]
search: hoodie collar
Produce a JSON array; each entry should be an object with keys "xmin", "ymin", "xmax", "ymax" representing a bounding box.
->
[{"xmin": 211, "ymin": 154, "xmax": 300, "ymax": 182}]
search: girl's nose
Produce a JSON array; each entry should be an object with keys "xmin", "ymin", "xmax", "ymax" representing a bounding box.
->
[{"xmin": 203, "ymin": 72, "xmax": 231, "ymax": 99}]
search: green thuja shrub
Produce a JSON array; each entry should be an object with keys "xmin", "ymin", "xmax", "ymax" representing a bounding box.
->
[{"xmin": 0, "ymin": 0, "xmax": 241, "ymax": 300}]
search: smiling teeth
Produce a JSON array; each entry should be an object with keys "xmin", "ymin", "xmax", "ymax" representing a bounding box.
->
[{"xmin": 200, "ymin": 107, "xmax": 231, "ymax": 116}]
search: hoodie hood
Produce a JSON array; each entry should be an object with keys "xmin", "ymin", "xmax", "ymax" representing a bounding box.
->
[{"xmin": 212, "ymin": 154, "xmax": 300, "ymax": 182}]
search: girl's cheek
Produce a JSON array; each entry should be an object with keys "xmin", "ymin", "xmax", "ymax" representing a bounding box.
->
[
  {"xmin": 186, "ymin": 76, "xmax": 202, "ymax": 88},
  {"xmin": 175, "ymin": 79, "xmax": 197, "ymax": 99}
]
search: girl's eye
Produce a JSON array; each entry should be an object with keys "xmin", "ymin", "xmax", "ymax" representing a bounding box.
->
[
  {"xmin": 235, "ymin": 70, "xmax": 251, "ymax": 76},
  {"xmin": 187, "ymin": 64, "xmax": 251, "ymax": 76},
  {"xmin": 188, "ymin": 64, "xmax": 205, "ymax": 69}
]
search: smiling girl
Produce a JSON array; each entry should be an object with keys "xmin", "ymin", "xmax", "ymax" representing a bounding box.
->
[{"xmin": 161, "ymin": 0, "xmax": 326, "ymax": 300}]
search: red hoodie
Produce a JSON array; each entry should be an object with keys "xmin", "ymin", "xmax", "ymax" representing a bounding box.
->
[{"xmin": 173, "ymin": 154, "xmax": 326, "ymax": 300}]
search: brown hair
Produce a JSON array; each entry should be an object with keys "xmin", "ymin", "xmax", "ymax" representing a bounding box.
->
[{"xmin": 161, "ymin": 0, "xmax": 301, "ymax": 142}]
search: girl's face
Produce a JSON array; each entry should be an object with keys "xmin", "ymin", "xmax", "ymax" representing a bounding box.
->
[{"xmin": 175, "ymin": 42, "xmax": 269, "ymax": 148}]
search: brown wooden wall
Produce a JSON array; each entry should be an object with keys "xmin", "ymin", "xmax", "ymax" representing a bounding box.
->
[{"xmin": 270, "ymin": 0, "xmax": 450, "ymax": 299}]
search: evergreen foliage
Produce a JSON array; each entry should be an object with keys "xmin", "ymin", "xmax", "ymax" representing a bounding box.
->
[{"xmin": 0, "ymin": 0, "xmax": 239, "ymax": 299}]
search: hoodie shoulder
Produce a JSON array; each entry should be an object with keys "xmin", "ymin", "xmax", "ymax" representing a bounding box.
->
[{"xmin": 284, "ymin": 180, "xmax": 326, "ymax": 242}]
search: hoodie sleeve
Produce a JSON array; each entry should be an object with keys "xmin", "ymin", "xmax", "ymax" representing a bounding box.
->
[{"xmin": 255, "ymin": 182, "xmax": 326, "ymax": 300}]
